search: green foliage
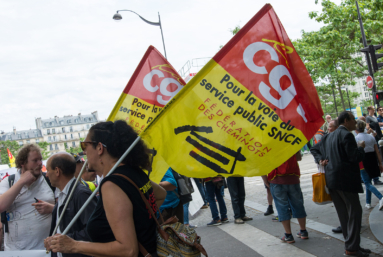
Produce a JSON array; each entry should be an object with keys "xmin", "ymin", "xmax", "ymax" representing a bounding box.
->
[
  {"xmin": 293, "ymin": 0, "xmax": 383, "ymax": 111},
  {"xmin": 0, "ymin": 140, "xmax": 20, "ymax": 167},
  {"xmin": 65, "ymin": 138, "xmax": 86, "ymax": 159},
  {"xmin": 317, "ymin": 86, "xmax": 361, "ymax": 117},
  {"xmin": 37, "ymin": 141, "xmax": 51, "ymax": 160},
  {"xmin": 230, "ymin": 25, "xmax": 241, "ymax": 35}
]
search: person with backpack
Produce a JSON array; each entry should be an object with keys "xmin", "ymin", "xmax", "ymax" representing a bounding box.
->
[
  {"xmin": 48, "ymin": 121, "xmax": 166, "ymax": 257},
  {"xmin": 0, "ymin": 144, "xmax": 56, "ymax": 251}
]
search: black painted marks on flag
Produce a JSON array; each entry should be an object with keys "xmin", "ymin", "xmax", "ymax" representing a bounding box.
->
[
  {"xmin": 186, "ymin": 136, "xmax": 230, "ymax": 165},
  {"xmin": 174, "ymin": 125, "xmax": 246, "ymax": 174},
  {"xmin": 174, "ymin": 125, "xmax": 213, "ymax": 135}
]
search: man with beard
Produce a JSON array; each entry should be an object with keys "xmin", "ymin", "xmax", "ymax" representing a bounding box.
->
[{"xmin": 0, "ymin": 144, "xmax": 56, "ymax": 250}]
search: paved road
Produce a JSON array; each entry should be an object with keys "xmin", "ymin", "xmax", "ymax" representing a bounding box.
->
[{"xmin": 188, "ymin": 154, "xmax": 383, "ymax": 257}]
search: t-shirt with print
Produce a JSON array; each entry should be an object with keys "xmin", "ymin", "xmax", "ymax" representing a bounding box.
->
[{"xmin": 0, "ymin": 171, "xmax": 56, "ymax": 250}]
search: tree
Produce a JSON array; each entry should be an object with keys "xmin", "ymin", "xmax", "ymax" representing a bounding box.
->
[
  {"xmin": 293, "ymin": 0, "xmax": 383, "ymax": 111},
  {"xmin": 65, "ymin": 138, "xmax": 86, "ymax": 159},
  {"xmin": 37, "ymin": 141, "xmax": 51, "ymax": 160},
  {"xmin": 0, "ymin": 141, "xmax": 21, "ymax": 167}
]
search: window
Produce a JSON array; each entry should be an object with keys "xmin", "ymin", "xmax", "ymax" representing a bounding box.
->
[
  {"xmin": 52, "ymin": 129, "xmax": 55, "ymax": 134},
  {"xmin": 27, "ymin": 140, "xmax": 30, "ymax": 144},
  {"xmin": 62, "ymin": 127, "xmax": 65, "ymax": 133},
  {"xmin": 36, "ymin": 139, "xmax": 40, "ymax": 143},
  {"xmin": 60, "ymin": 121, "xmax": 64, "ymax": 125},
  {"xmin": 18, "ymin": 141, "xmax": 23, "ymax": 146},
  {"xmin": 48, "ymin": 136, "xmax": 52, "ymax": 142},
  {"xmin": 53, "ymin": 136, "xmax": 56, "ymax": 141},
  {"xmin": 64, "ymin": 143, "xmax": 68, "ymax": 149},
  {"xmin": 86, "ymin": 124, "xmax": 90, "ymax": 129},
  {"xmin": 72, "ymin": 142, "xmax": 76, "ymax": 147},
  {"xmin": 47, "ymin": 129, "xmax": 50, "ymax": 135},
  {"xmin": 78, "ymin": 133, "xmax": 81, "ymax": 138},
  {"xmin": 55, "ymin": 144, "xmax": 59, "ymax": 150},
  {"xmin": 17, "ymin": 134, "xmax": 21, "ymax": 139},
  {"xmin": 64, "ymin": 135, "xmax": 67, "ymax": 140},
  {"xmin": 50, "ymin": 145, "xmax": 53, "ymax": 150},
  {"xmin": 70, "ymin": 126, "xmax": 73, "ymax": 132},
  {"xmin": 71, "ymin": 134, "xmax": 73, "ymax": 139}
]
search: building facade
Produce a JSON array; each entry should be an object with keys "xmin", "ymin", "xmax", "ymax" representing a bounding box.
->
[{"xmin": 1, "ymin": 111, "xmax": 99, "ymax": 155}]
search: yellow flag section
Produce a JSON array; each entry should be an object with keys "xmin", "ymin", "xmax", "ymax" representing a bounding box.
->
[
  {"xmin": 142, "ymin": 61, "xmax": 305, "ymax": 177},
  {"xmin": 7, "ymin": 148, "xmax": 16, "ymax": 168},
  {"xmin": 142, "ymin": 4, "xmax": 324, "ymax": 178},
  {"xmin": 107, "ymin": 46, "xmax": 186, "ymax": 182}
]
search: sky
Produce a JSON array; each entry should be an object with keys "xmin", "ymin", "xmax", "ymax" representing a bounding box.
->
[{"xmin": 0, "ymin": 0, "xmax": 342, "ymax": 132}]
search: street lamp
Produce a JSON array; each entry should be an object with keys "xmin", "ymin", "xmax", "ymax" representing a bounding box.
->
[{"xmin": 113, "ymin": 10, "xmax": 167, "ymax": 59}]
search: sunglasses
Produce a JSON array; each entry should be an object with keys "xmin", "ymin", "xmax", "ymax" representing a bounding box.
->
[{"xmin": 80, "ymin": 141, "xmax": 107, "ymax": 151}]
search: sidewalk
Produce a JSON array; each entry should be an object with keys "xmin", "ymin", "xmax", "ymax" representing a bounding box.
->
[{"xmin": 188, "ymin": 154, "xmax": 383, "ymax": 256}]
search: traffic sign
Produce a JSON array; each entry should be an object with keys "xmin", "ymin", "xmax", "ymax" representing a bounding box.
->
[{"xmin": 367, "ymin": 76, "xmax": 374, "ymax": 89}]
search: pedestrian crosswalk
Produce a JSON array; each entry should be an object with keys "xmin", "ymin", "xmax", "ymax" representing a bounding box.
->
[{"xmin": 218, "ymin": 223, "xmax": 316, "ymax": 257}]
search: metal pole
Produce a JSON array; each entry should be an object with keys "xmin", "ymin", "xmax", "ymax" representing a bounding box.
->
[
  {"xmin": 356, "ymin": 1, "xmax": 378, "ymax": 107},
  {"xmin": 50, "ymin": 160, "xmax": 88, "ymax": 237},
  {"xmin": 158, "ymin": 12, "xmax": 167, "ymax": 59},
  {"xmin": 332, "ymin": 87, "xmax": 338, "ymax": 116},
  {"xmin": 61, "ymin": 136, "xmax": 141, "ymax": 235}
]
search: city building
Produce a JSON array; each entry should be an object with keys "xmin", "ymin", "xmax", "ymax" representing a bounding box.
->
[
  {"xmin": 0, "ymin": 128, "xmax": 43, "ymax": 146},
  {"xmin": 0, "ymin": 111, "xmax": 99, "ymax": 155}
]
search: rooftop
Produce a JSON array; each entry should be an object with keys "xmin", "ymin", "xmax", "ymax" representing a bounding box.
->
[{"xmin": 0, "ymin": 129, "xmax": 42, "ymax": 141}]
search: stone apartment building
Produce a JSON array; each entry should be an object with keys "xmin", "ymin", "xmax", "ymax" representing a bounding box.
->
[{"xmin": 1, "ymin": 111, "xmax": 99, "ymax": 155}]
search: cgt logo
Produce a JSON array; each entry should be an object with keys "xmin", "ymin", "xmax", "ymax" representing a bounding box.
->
[
  {"xmin": 243, "ymin": 39, "xmax": 307, "ymax": 123},
  {"xmin": 143, "ymin": 64, "xmax": 184, "ymax": 106}
]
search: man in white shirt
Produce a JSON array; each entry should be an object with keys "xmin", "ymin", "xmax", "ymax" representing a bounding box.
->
[
  {"xmin": 0, "ymin": 144, "xmax": 56, "ymax": 250},
  {"xmin": 44, "ymin": 152, "xmax": 96, "ymax": 257}
]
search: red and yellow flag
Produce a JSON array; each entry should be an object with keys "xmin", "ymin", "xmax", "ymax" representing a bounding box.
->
[
  {"xmin": 7, "ymin": 148, "xmax": 16, "ymax": 168},
  {"xmin": 108, "ymin": 46, "xmax": 185, "ymax": 182},
  {"xmin": 141, "ymin": 4, "xmax": 323, "ymax": 178}
]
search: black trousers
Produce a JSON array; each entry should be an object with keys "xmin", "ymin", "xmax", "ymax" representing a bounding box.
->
[
  {"xmin": 161, "ymin": 201, "xmax": 184, "ymax": 224},
  {"xmin": 329, "ymin": 189, "xmax": 362, "ymax": 251},
  {"xmin": 227, "ymin": 177, "xmax": 246, "ymax": 219}
]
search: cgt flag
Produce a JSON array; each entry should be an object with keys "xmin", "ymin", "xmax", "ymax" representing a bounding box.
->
[
  {"xmin": 7, "ymin": 148, "xmax": 16, "ymax": 168},
  {"xmin": 141, "ymin": 4, "xmax": 324, "ymax": 178},
  {"xmin": 108, "ymin": 45, "xmax": 186, "ymax": 182}
]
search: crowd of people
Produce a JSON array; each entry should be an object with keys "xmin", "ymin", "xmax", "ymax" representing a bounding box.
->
[{"xmin": 0, "ymin": 109, "xmax": 382, "ymax": 256}]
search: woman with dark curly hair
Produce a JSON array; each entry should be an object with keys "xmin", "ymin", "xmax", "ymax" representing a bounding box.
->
[{"xmin": 47, "ymin": 120, "xmax": 166, "ymax": 257}]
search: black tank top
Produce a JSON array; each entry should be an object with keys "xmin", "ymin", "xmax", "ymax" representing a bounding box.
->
[{"xmin": 86, "ymin": 165, "xmax": 157, "ymax": 256}]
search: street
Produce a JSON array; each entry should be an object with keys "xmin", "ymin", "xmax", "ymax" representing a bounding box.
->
[{"xmin": 190, "ymin": 154, "xmax": 383, "ymax": 257}]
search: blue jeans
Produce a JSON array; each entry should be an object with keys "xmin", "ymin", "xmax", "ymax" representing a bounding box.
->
[
  {"xmin": 205, "ymin": 181, "xmax": 227, "ymax": 221},
  {"xmin": 361, "ymin": 169, "xmax": 382, "ymax": 204},
  {"xmin": 193, "ymin": 178, "xmax": 208, "ymax": 205},
  {"xmin": 270, "ymin": 183, "xmax": 307, "ymax": 222},
  {"xmin": 183, "ymin": 202, "xmax": 190, "ymax": 225}
]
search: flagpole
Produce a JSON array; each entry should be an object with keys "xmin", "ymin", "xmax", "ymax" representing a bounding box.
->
[{"xmin": 61, "ymin": 136, "xmax": 141, "ymax": 235}]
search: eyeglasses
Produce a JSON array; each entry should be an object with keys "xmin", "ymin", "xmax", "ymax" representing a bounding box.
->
[
  {"xmin": 80, "ymin": 141, "xmax": 107, "ymax": 151},
  {"xmin": 378, "ymin": 109, "xmax": 383, "ymax": 112}
]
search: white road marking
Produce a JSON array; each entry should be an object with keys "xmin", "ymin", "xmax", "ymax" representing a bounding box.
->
[
  {"xmin": 218, "ymin": 222, "xmax": 316, "ymax": 257},
  {"xmin": 225, "ymin": 195, "xmax": 383, "ymax": 255}
]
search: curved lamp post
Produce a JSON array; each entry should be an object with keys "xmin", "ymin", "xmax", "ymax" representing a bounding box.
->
[{"xmin": 113, "ymin": 10, "xmax": 167, "ymax": 59}]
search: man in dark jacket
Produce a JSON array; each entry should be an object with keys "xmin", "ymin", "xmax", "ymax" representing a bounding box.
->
[
  {"xmin": 311, "ymin": 111, "xmax": 369, "ymax": 257},
  {"xmin": 44, "ymin": 152, "xmax": 97, "ymax": 257}
]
